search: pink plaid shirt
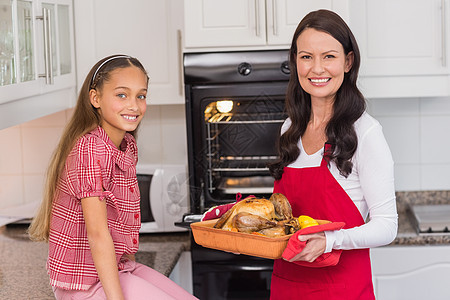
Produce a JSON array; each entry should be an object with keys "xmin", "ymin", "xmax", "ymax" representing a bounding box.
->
[{"xmin": 47, "ymin": 126, "xmax": 141, "ymax": 290}]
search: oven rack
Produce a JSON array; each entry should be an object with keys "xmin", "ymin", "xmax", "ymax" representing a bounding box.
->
[
  {"xmin": 207, "ymin": 156, "xmax": 277, "ymax": 193},
  {"xmin": 207, "ymin": 112, "xmax": 285, "ymax": 124},
  {"xmin": 216, "ymin": 176, "xmax": 275, "ymax": 194},
  {"xmin": 212, "ymin": 155, "xmax": 277, "ymax": 172}
]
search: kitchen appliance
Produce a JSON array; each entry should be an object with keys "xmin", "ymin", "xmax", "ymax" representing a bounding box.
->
[
  {"xmin": 136, "ymin": 164, "xmax": 188, "ymax": 233},
  {"xmin": 183, "ymin": 50, "xmax": 290, "ymax": 299},
  {"xmin": 185, "ymin": 50, "xmax": 289, "ymax": 213},
  {"xmin": 409, "ymin": 204, "xmax": 450, "ymax": 235}
]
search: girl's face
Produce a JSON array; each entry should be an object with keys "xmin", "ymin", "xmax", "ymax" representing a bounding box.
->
[
  {"xmin": 90, "ymin": 66, "xmax": 148, "ymax": 147},
  {"xmin": 296, "ymin": 28, "xmax": 353, "ymax": 103}
]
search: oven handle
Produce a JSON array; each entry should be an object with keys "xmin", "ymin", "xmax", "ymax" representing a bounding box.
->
[{"xmin": 194, "ymin": 261, "xmax": 273, "ymax": 273}]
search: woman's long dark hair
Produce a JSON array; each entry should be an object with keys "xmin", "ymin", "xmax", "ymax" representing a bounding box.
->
[{"xmin": 269, "ymin": 9, "xmax": 365, "ymax": 180}]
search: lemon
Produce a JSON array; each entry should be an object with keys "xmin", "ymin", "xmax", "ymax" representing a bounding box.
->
[{"xmin": 298, "ymin": 215, "xmax": 319, "ymax": 229}]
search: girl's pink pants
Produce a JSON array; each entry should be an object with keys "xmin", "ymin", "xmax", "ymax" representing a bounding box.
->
[{"xmin": 52, "ymin": 260, "xmax": 198, "ymax": 300}]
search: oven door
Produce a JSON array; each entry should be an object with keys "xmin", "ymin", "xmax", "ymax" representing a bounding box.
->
[
  {"xmin": 191, "ymin": 241, "xmax": 273, "ymax": 300},
  {"xmin": 186, "ymin": 81, "xmax": 287, "ymax": 212}
]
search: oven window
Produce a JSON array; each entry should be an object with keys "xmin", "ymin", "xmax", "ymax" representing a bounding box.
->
[
  {"xmin": 137, "ymin": 174, "xmax": 155, "ymax": 223},
  {"xmin": 202, "ymin": 97, "xmax": 286, "ymax": 199}
]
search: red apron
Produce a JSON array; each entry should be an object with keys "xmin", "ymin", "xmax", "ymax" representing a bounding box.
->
[{"xmin": 270, "ymin": 151, "xmax": 375, "ymax": 300}]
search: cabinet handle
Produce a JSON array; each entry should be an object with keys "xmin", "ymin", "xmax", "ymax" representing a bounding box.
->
[
  {"xmin": 442, "ymin": 0, "xmax": 447, "ymax": 67},
  {"xmin": 255, "ymin": 0, "xmax": 260, "ymax": 37},
  {"xmin": 47, "ymin": 8, "xmax": 54, "ymax": 84},
  {"xmin": 177, "ymin": 30, "xmax": 184, "ymax": 96},
  {"xmin": 272, "ymin": 0, "xmax": 278, "ymax": 36},
  {"xmin": 37, "ymin": 8, "xmax": 53, "ymax": 84}
]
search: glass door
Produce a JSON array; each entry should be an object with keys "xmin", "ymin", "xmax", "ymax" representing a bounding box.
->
[
  {"xmin": 0, "ymin": 0, "xmax": 16, "ymax": 86},
  {"xmin": 0, "ymin": 0, "xmax": 35, "ymax": 86},
  {"xmin": 17, "ymin": 0, "xmax": 35, "ymax": 82},
  {"xmin": 57, "ymin": 4, "xmax": 71, "ymax": 75},
  {"xmin": 39, "ymin": 0, "xmax": 74, "ymax": 89}
]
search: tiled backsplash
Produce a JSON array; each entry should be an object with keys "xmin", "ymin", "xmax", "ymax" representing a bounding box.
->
[
  {"xmin": 1, "ymin": 97, "xmax": 450, "ymax": 210},
  {"xmin": 366, "ymin": 96, "xmax": 450, "ymax": 191},
  {"xmin": 0, "ymin": 104, "xmax": 188, "ymax": 210}
]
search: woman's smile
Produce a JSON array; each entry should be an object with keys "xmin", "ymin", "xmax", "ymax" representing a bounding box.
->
[{"xmin": 309, "ymin": 77, "xmax": 331, "ymax": 86}]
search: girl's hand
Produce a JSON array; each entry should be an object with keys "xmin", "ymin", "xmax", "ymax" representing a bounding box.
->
[
  {"xmin": 286, "ymin": 232, "xmax": 326, "ymax": 262},
  {"xmin": 122, "ymin": 253, "xmax": 136, "ymax": 261}
]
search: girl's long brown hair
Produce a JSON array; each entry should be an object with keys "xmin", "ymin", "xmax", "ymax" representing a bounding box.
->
[
  {"xmin": 28, "ymin": 55, "xmax": 148, "ymax": 241},
  {"xmin": 269, "ymin": 10, "xmax": 365, "ymax": 180}
]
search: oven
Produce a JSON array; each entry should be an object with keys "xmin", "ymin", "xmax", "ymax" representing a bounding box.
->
[{"xmin": 183, "ymin": 50, "xmax": 290, "ymax": 300}]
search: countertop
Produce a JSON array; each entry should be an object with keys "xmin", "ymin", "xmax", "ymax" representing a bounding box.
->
[
  {"xmin": 1, "ymin": 190, "xmax": 449, "ymax": 299},
  {"xmin": 0, "ymin": 225, "xmax": 190, "ymax": 300},
  {"xmin": 392, "ymin": 190, "xmax": 450, "ymax": 245}
]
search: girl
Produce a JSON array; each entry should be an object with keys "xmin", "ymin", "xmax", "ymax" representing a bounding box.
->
[
  {"xmin": 28, "ymin": 55, "xmax": 198, "ymax": 300},
  {"xmin": 268, "ymin": 10, "xmax": 398, "ymax": 299}
]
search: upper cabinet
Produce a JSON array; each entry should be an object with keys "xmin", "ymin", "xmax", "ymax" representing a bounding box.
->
[
  {"xmin": 349, "ymin": 0, "xmax": 450, "ymax": 98},
  {"xmin": 0, "ymin": 0, "xmax": 76, "ymax": 129},
  {"xmin": 184, "ymin": 0, "xmax": 450, "ymax": 98},
  {"xmin": 183, "ymin": 0, "xmax": 349, "ymax": 49},
  {"xmin": 73, "ymin": 0, "xmax": 184, "ymax": 105}
]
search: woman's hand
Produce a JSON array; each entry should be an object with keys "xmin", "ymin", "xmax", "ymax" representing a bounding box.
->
[{"xmin": 286, "ymin": 232, "xmax": 326, "ymax": 262}]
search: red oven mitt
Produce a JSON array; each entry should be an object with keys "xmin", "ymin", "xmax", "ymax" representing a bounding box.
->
[
  {"xmin": 282, "ymin": 221, "xmax": 346, "ymax": 267},
  {"xmin": 201, "ymin": 193, "xmax": 255, "ymax": 221}
]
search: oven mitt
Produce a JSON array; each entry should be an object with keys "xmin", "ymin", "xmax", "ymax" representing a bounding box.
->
[
  {"xmin": 282, "ymin": 221, "xmax": 346, "ymax": 268},
  {"xmin": 201, "ymin": 193, "xmax": 255, "ymax": 221}
]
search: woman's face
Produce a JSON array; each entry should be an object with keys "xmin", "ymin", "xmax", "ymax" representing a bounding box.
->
[
  {"xmin": 295, "ymin": 28, "xmax": 353, "ymax": 103},
  {"xmin": 89, "ymin": 66, "xmax": 148, "ymax": 147}
]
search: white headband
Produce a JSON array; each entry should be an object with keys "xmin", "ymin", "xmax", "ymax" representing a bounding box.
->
[{"xmin": 91, "ymin": 55, "xmax": 131, "ymax": 87}]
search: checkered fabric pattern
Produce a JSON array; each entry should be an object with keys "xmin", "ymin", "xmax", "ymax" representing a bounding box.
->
[{"xmin": 47, "ymin": 127, "xmax": 141, "ymax": 290}]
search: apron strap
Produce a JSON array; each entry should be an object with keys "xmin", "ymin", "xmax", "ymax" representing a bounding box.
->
[{"xmin": 320, "ymin": 142, "xmax": 333, "ymax": 167}]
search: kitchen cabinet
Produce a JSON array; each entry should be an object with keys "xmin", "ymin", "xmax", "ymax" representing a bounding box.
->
[
  {"xmin": 0, "ymin": 0, "xmax": 76, "ymax": 129},
  {"xmin": 168, "ymin": 251, "xmax": 193, "ymax": 295},
  {"xmin": 370, "ymin": 245, "xmax": 450, "ymax": 300},
  {"xmin": 183, "ymin": 0, "xmax": 349, "ymax": 50},
  {"xmin": 73, "ymin": 0, "xmax": 184, "ymax": 105},
  {"xmin": 349, "ymin": 0, "xmax": 450, "ymax": 98}
]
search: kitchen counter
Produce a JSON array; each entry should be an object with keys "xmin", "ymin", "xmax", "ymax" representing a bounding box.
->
[
  {"xmin": 137, "ymin": 231, "xmax": 190, "ymax": 277},
  {"xmin": 0, "ymin": 224, "xmax": 190, "ymax": 300},
  {"xmin": 391, "ymin": 190, "xmax": 450, "ymax": 246},
  {"xmin": 0, "ymin": 191, "xmax": 448, "ymax": 299}
]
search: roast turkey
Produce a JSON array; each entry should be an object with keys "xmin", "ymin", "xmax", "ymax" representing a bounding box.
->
[{"xmin": 214, "ymin": 193, "xmax": 299, "ymax": 237}]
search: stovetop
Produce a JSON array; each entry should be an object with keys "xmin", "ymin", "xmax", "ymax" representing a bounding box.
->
[{"xmin": 410, "ymin": 204, "xmax": 450, "ymax": 235}]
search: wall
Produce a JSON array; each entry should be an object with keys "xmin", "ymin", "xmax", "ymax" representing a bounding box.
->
[
  {"xmin": 367, "ymin": 96, "xmax": 450, "ymax": 191},
  {"xmin": 0, "ymin": 97, "xmax": 449, "ymax": 211},
  {"xmin": 0, "ymin": 104, "xmax": 187, "ymax": 211}
]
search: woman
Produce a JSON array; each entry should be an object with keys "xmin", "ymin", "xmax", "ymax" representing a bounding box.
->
[{"xmin": 268, "ymin": 10, "xmax": 398, "ymax": 299}]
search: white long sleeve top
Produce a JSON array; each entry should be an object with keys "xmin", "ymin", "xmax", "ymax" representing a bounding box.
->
[{"xmin": 281, "ymin": 112, "xmax": 398, "ymax": 252}]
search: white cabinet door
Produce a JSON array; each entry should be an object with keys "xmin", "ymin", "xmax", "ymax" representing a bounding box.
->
[
  {"xmin": 0, "ymin": 0, "xmax": 76, "ymax": 129},
  {"xmin": 370, "ymin": 246, "xmax": 450, "ymax": 300},
  {"xmin": 267, "ymin": 0, "xmax": 349, "ymax": 45},
  {"xmin": 37, "ymin": 0, "xmax": 76, "ymax": 94},
  {"xmin": 350, "ymin": 0, "xmax": 448, "ymax": 77},
  {"xmin": 184, "ymin": 0, "xmax": 350, "ymax": 49},
  {"xmin": 184, "ymin": 0, "xmax": 267, "ymax": 48},
  {"xmin": 74, "ymin": 0, "xmax": 184, "ymax": 105}
]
